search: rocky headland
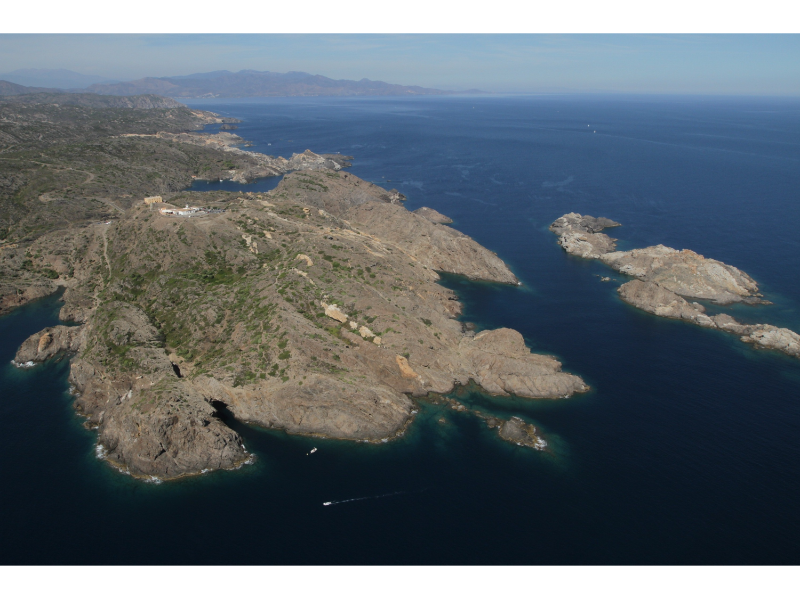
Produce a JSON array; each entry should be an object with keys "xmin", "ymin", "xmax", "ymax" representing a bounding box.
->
[
  {"xmin": 551, "ymin": 213, "xmax": 800, "ymax": 359},
  {"xmin": 6, "ymin": 151, "xmax": 588, "ymax": 480}
]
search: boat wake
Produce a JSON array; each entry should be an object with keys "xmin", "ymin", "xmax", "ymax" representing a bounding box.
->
[{"xmin": 322, "ymin": 488, "xmax": 426, "ymax": 507}]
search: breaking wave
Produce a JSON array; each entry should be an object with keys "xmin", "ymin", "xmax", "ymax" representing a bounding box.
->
[{"xmin": 11, "ymin": 360, "xmax": 36, "ymax": 368}]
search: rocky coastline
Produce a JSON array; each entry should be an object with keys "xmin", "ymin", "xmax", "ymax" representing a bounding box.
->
[
  {"xmin": 551, "ymin": 213, "xmax": 800, "ymax": 359},
  {"xmin": 123, "ymin": 130, "xmax": 355, "ymax": 184}
]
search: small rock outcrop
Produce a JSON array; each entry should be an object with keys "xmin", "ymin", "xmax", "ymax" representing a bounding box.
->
[
  {"xmin": 286, "ymin": 149, "xmax": 347, "ymax": 172},
  {"xmin": 497, "ymin": 416, "xmax": 547, "ymax": 450},
  {"xmin": 549, "ymin": 212, "xmax": 620, "ymax": 259},
  {"xmin": 413, "ymin": 207, "xmax": 453, "ymax": 224},
  {"xmin": 14, "ymin": 324, "xmax": 86, "ymax": 364},
  {"xmin": 550, "ymin": 213, "xmax": 621, "ymax": 235},
  {"xmin": 322, "ymin": 302, "xmax": 348, "ymax": 323}
]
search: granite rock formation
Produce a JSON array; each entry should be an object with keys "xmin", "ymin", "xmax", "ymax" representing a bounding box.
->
[
  {"xmin": 600, "ymin": 245, "xmax": 761, "ymax": 305},
  {"xmin": 549, "ymin": 212, "xmax": 621, "ymax": 259}
]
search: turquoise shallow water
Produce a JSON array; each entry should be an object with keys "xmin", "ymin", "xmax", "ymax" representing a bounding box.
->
[{"xmin": 2, "ymin": 96, "xmax": 800, "ymax": 564}]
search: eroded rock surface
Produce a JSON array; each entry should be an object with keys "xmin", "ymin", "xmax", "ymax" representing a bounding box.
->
[{"xmin": 601, "ymin": 245, "xmax": 760, "ymax": 304}]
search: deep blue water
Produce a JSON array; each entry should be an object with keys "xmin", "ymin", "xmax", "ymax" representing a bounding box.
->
[
  {"xmin": 189, "ymin": 175, "xmax": 282, "ymax": 194},
  {"xmin": 2, "ymin": 95, "xmax": 800, "ymax": 565}
]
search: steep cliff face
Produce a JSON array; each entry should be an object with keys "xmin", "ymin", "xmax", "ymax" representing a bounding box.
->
[
  {"xmin": 12, "ymin": 172, "xmax": 587, "ymax": 479},
  {"xmin": 551, "ymin": 213, "xmax": 800, "ymax": 360}
]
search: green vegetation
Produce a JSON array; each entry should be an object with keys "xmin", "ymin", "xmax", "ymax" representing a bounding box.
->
[{"xmin": 0, "ymin": 100, "xmax": 257, "ymax": 245}]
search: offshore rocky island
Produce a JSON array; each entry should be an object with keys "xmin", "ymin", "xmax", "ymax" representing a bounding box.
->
[
  {"xmin": 1, "ymin": 88, "xmax": 585, "ymax": 480},
  {"xmin": 550, "ymin": 213, "xmax": 800, "ymax": 359}
]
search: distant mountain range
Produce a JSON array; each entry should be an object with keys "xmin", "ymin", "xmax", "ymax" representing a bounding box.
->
[
  {"xmin": 86, "ymin": 70, "xmax": 461, "ymax": 98},
  {"xmin": 0, "ymin": 68, "xmax": 117, "ymax": 90},
  {"xmin": 1, "ymin": 69, "xmax": 483, "ymax": 99}
]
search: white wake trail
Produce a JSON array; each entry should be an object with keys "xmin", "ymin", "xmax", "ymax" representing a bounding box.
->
[{"xmin": 323, "ymin": 489, "xmax": 425, "ymax": 507}]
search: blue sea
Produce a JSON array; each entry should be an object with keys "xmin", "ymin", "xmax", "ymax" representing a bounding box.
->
[{"xmin": 2, "ymin": 95, "xmax": 800, "ymax": 565}]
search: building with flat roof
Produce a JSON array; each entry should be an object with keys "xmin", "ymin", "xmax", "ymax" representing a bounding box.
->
[{"xmin": 159, "ymin": 204, "xmax": 201, "ymax": 217}]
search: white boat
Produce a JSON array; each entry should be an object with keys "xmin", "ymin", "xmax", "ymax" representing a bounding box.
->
[
  {"xmin": 323, "ymin": 502, "xmax": 332, "ymax": 506},
  {"xmin": 308, "ymin": 447, "xmax": 318, "ymax": 455}
]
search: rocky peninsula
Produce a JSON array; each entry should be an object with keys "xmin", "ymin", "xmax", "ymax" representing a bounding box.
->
[
  {"xmin": 10, "ymin": 174, "xmax": 587, "ymax": 479},
  {"xmin": 550, "ymin": 213, "xmax": 800, "ymax": 359}
]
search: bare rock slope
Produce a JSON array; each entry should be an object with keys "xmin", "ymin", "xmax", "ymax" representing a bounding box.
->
[
  {"xmin": 551, "ymin": 213, "xmax": 800, "ymax": 360},
  {"xmin": 600, "ymin": 245, "xmax": 760, "ymax": 305}
]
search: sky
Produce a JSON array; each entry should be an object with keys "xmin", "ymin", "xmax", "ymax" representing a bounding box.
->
[{"xmin": 1, "ymin": 34, "xmax": 799, "ymax": 96}]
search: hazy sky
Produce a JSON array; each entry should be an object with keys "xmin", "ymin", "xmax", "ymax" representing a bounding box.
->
[{"xmin": 1, "ymin": 34, "xmax": 799, "ymax": 95}]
